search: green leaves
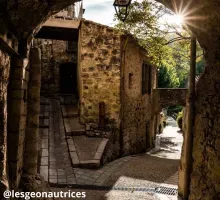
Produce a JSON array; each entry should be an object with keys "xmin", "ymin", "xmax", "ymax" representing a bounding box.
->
[{"xmin": 115, "ymin": 0, "xmax": 204, "ymax": 89}]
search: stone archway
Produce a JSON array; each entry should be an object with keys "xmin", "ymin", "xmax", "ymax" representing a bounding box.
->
[{"xmin": 0, "ymin": 0, "xmax": 220, "ymax": 199}]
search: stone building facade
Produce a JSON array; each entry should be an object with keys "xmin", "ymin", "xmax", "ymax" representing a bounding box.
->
[
  {"xmin": 120, "ymin": 35, "xmax": 157, "ymax": 154},
  {"xmin": 38, "ymin": 19, "xmax": 158, "ymax": 156},
  {"xmin": 78, "ymin": 20, "xmax": 121, "ymax": 124}
]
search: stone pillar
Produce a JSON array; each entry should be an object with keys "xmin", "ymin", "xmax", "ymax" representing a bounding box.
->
[
  {"xmin": 23, "ymin": 48, "xmax": 41, "ymax": 175},
  {"xmin": 0, "ymin": 50, "xmax": 10, "ymax": 194},
  {"xmin": 7, "ymin": 57, "xmax": 29, "ymax": 188}
]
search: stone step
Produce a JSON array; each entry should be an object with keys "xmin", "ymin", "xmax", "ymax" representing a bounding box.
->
[
  {"xmin": 40, "ymin": 105, "xmax": 50, "ymax": 119},
  {"xmin": 67, "ymin": 137, "xmax": 80, "ymax": 167},
  {"xmin": 61, "ymin": 105, "xmax": 79, "ymax": 118},
  {"xmin": 40, "ymin": 97, "xmax": 50, "ymax": 105},
  {"xmin": 70, "ymin": 151, "xmax": 80, "ymax": 167},
  {"xmin": 79, "ymin": 160, "xmax": 100, "ymax": 169},
  {"xmin": 66, "ymin": 130, "xmax": 86, "ymax": 136},
  {"xmin": 63, "ymin": 118, "xmax": 72, "ymax": 133},
  {"xmin": 60, "ymin": 96, "xmax": 78, "ymax": 105},
  {"xmin": 39, "ymin": 118, "xmax": 49, "ymax": 128},
  {"xmin": 63, "ymin": 118, "xmax": 86, "ymax": 136},
  {"xmin": 60, "ymin": 101, "xmax": 78, "ymax": 105},
  {"xmin": 40, "ymin": 111, "xmax": 49, "ymax": 119}
]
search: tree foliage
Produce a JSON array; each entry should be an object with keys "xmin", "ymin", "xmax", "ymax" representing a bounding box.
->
[{"xmin": 115, "ymin": 0, "xmax": 205, "ymax": 88}]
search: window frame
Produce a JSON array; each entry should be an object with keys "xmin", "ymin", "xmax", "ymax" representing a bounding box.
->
[{"xmin": 142, "ymin": 61, "xmax": 152, "ymax": 95}]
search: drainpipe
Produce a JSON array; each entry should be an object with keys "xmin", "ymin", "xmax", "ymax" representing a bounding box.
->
[
  {"xmin": 120, "ymin": 35, "xmax": 129, "ymax": 156},
  {"xmin": 181, "ymin": 36, "xmax": 196, "ymax": 199}
]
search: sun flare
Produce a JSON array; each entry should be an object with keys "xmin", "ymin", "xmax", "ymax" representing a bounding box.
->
[
  {"xmin": 170, "ymin": 14, "xmax": 185, "ymax": 26},
  {"xmin": 174, "ymin": 14, "xmax": 184, "ymax": 25}
]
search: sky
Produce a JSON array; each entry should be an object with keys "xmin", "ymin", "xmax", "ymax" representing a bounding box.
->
[
  {"xmin": 83, "ymin": 0, "xmax": 117, "ymax": 27},
  {"xmin": 82, "ymin": 0, "xmax": 181, "ymax": 28}
]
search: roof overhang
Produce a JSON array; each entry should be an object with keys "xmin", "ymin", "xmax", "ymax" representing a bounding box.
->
[{"xmin": 35, "ymin": 18, "xmax": 80, "ymax": 41}]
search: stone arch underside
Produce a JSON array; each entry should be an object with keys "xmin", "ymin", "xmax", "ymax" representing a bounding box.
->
[
  {"xmin": 0, "ymin": 0, "xmax": 220, "ymax": 199},
  {"xmin": 153, "ymin": 88, "xmax": 188, "ymax": 114}
]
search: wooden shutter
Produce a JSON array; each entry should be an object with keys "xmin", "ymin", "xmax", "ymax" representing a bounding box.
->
[
  {"xmin": 142, "ymin": 62, "xmax": 152, "ymax": 95},
  {"xmin": 148, "ymin": 65, "xmax": 152, "ymax": 94},
  {"xmin": 142, "ymin": 62, "xmax": 146, "ymax": 94}
]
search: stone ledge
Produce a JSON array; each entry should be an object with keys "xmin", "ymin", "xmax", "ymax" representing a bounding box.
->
[
  {"xmin": 64, "ymin": 118, "xmax": 86, "ymax": 136},
  {"xmin": 96, "ymin": 138, "xmax": 109, "ymax": 154},
  {"xmin": 63, "ymin": 118, "xmax": 71, "ymax": 133},
  {"xmin": 79, "ymin": 160, "xmax": 100, "ymax": 169},
  {"xmin": 70, "ymin": 152, "xmax": 79, "ymax": 167},
  {"xmin": 61, "ymin": 105, "xmax": 68, "ymax": 117},
  {"xmin": 67, "ymin": 137, "xmax": 80, "ymax": 167},
  {"xmin": 67, "ymin": 138, "xmax": 76, "ymax": 152}
]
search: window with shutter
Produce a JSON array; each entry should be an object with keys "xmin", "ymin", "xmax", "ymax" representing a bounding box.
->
[
  {"xmin": 129, "ymin": 73, "xmax": 133, "ymax": 89},
  {"xmin": 142, "ymin": 62, "xmax": 152, "ymax": 95},
  {"xmin": 148, "ymin": 65, "xmax": 152, "ymax": 94}
]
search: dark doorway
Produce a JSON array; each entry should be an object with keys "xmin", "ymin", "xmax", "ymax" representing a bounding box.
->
[{"xmin": 60, "ymin": 62, "xmax": 78, "ymax": 94}]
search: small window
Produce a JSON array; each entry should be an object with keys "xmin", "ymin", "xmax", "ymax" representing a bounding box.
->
[
  {"xmin": 142, "ymin": 62, "xmax": 152, "ymax": 95},
  {"xmin": 67, "ymin": 41, "xmax": 77, "ymax": 52},
  {"xmin": 129, "ymin": 73, "xmax": 133, "ymax": 89}
]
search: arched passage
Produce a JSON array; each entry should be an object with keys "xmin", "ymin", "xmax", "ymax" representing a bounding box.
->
[{"xmin": 0, "ymin": 1, "xmax": 220, "ymax": 199}]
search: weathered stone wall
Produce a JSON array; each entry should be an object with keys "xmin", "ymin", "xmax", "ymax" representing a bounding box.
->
[
  {"xmin": 121, "ymin": 36, "xmax": 157, "ymax": 155},
  {"xmin": 7, "ymin": 57, "xmax": 29, "ymax": 188},
  {"xmin": 78, "ymin": 20, "xmax": 121, "ymax": 124},
  {"xmin": 24, "ymin": 48, "xmax": 41, "ymax": 175},
  {"xmin": 189, "ymin": 63, "xmax": 220, "ymax": 199},
  {"xmin": 0, "ymin": 49, "xmax": 10, "ymax": 192},
  {"xmin": 35, "ymin": 39, "xmax": 77, "ymax": 95}
]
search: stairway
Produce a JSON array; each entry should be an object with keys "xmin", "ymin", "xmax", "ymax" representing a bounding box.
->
[
  {"xmin": 60, "ymin": 95, "xmax": 109, "ymax": 169},
  {"xmin": 39, "ymin": 95, "xmax": 109, "ymax": 171},
  {"xmin": 60, "ymin": 95, "xmax": 86, "ymax": 136}
]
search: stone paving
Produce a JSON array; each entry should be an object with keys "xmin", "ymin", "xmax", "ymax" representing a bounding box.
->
[
  {"xmin": 73, "ymin": 156, "xmax": 131, "ymax": 186},
  {"xmin": 40, "ymin": 98, "xmax": 181, "ymax": 200},
  {"xmin": 40, "ymin": 98, "xmax": 75, "ymax": 185},
  {"xmin": 39, "ymin": 97, "xmax": 130, "ymax": 186}
]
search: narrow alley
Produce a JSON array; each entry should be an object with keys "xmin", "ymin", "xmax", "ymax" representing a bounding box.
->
[
  {"xmin": 39, "ymin": 99, "xmax": 183, "ymax": 200},
  {"xmin": 1, "ymin": 1, "xmax": 220, "ymax": 200}
]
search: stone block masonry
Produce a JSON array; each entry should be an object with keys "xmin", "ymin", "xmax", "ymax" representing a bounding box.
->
[
  {"xmin": 36, "ymin": 39, "xmax": 77, "ymax": 95},
  {"xmin": 121, "ymin": 35, "xmax": 157, "ymax": 155},
  {"xmin": 24, "ymin": 48, "xmax": 41, "ymax": 175},
  {"xmin": 78, "ymin": 20, "xmax": 121, "ymax": 124},
  {"xmin": 0, "ymin": 49, "xmax": 10, "ymax": 192},
  {"xmin": 7, "ymin": 56, "xmax": 29, "ymax": 188}
]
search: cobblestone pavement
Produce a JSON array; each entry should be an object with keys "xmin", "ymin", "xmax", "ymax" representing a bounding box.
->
[
  {"xmin": 48, "ymin": 99, "xmax": 75, "ymax": 184},
  {"xmin": 40, "ymin": 98, "xmax": 131, "ymax": 186},
  {"xmin": 73, "ymin": 156, "xmax": 131, "ymax": 185},
  {"xmin": 41, "ymin": 100, "xmax": 182, "ymax": 199}
]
